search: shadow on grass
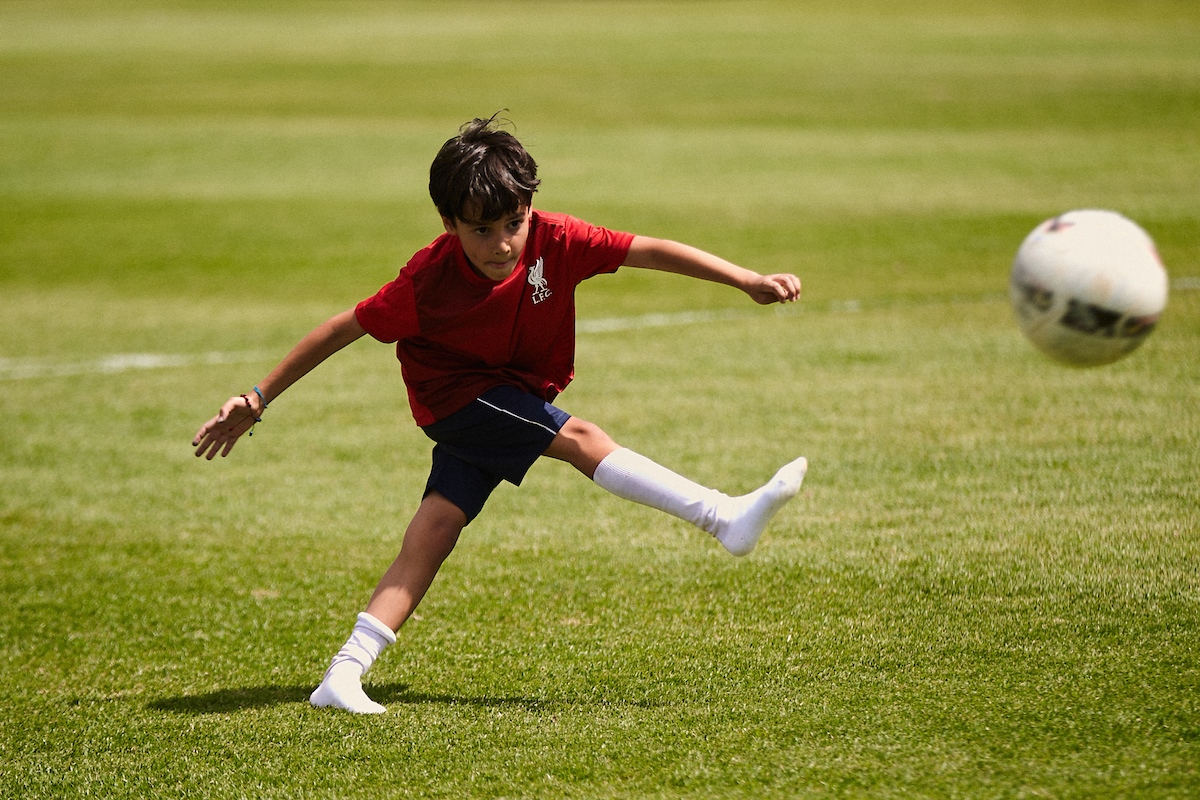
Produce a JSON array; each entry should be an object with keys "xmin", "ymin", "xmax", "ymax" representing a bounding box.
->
[{"xmin": 148, "ymin": 683, "xmax": 660, "ymax": 715}]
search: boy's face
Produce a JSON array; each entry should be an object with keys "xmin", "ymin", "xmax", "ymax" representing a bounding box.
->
[{"xmin": 442, "ymin": 206, "xmax": 531, "ymax": 282}]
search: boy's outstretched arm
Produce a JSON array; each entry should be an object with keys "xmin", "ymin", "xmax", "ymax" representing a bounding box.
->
[
  {"xmin": 624, "ymin": 236, "xmax": 801, "ymax": 305},
  {"xmin": 192, "ymin": 309, "xmax": 367, "ymax": 460}
]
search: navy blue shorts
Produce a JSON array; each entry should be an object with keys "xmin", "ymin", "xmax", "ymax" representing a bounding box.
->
[{"xmin": 420, "ymin": 385, "xmax": 571, "ymax": 523}]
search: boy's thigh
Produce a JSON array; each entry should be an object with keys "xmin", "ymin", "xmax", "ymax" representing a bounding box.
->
[{"xmin": 424, "ymin": 450, "xmax": 502, "ymax": 524}]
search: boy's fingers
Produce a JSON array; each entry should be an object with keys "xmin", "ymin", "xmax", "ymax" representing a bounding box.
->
[
  {"xmin": 205, "ymin": 434, "xmax": 230, "ymax": 459},
  {"xmin": 196, "ymin": 434, "xmax": 217, "ymax": 459},
  {"xmin": 764, "ymin": 275, "xmax": 798, "ymax": 303},
  {"xmin": 776, "ymin": 274, "xmax": 801, "ymax": 301},
  {"xmin": 193, "ymin": 415, "xmax": 222, "ymax": 448},
  {"xmin": 193, "ymin": 419, "xmax": 215, "ymax": 445}
]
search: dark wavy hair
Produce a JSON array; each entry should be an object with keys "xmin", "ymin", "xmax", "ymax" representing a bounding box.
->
[{"xmin": 429, "ymin": 114, "xmax": 540, "ymax": 223}]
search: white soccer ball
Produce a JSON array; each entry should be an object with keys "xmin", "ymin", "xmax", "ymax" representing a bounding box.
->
[{"xmin": 1009, "ymin": 209, "xmax": 1168, "ymax": 367}]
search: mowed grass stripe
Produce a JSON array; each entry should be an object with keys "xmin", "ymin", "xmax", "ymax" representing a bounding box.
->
[{"xmin": 3, "ymin": 119, "xmax": 1197, "ymax": 219}]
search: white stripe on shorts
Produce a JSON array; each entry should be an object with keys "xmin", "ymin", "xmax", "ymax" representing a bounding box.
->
[{"xmin": 474, "ymin": 396, "xmax": 562, "ymax": 438}]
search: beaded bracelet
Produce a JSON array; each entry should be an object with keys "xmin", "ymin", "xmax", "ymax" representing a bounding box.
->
[{"xmin": 240, "ymin": 394, "xmax": 263, "ymax": 436}]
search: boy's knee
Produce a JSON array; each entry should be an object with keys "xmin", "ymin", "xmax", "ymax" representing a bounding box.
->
[
  {"xmin": 413, "ymin": 493, "xmax": 469, "ymax": 539},
  {"xmin": 547, "ymin": 417, "xmax": 619, "ymax": 476},
  {"xmin": 561, "ymin": 417, "xmax": 615, "ymax": 448}
]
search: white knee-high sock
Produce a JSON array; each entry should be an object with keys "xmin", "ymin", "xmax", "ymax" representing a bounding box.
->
[
  {"xmin": 310, "ymin": 612, "xmax": 396, "ymax": 714},
  {"xmin": 593, "ymin": 448, "xmax": 724, "ymax": 530},
  {"xmin": 592, "ymin": 448, "xmax": 807, "ymax": 556}
]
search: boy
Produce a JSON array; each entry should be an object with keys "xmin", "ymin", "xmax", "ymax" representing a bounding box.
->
[{"xmin": 193, "ymin": 116, "xmax": 807, "ymax": 714}]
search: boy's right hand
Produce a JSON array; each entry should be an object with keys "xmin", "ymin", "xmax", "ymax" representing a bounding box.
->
[
  {"xmin": 746, "ymin": 273, "xmax": 802, "ymax": 305},
  {"xmin": 193, "ymin": 395, "xmax": 261, "ymax": 460}
]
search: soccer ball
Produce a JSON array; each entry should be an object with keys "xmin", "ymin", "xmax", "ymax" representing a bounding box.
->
[{"xmin": 1009, "ymin": 209, "xmax": 1168, "ymax": 367}]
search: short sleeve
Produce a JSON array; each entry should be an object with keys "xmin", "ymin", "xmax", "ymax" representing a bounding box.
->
[
  {"xmin": 559, "ymin": 214, "xmax": 635, "ymax": 282},
  {"xmin": 355, "ymin": 273, "xmax": 420, "ymax": 344}
]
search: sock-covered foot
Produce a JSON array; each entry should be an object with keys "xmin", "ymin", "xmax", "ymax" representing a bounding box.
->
[
  {"xmin": 714, "ymin": 457, "xmax": 807, "ymax": 556},
  {"xmin": 309, "ymin": 662, "xmax": 386, "ymax": 714}
]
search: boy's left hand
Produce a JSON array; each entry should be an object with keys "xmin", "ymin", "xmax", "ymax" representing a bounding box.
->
[{"xmin": 747, "ymin": 273, "xmax": 802, "ymax": 305}]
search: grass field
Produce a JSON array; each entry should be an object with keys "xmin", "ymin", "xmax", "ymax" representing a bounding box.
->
[{"xmin": 2, "ymin": 1, "xmax": 1198, "ymax": 797}]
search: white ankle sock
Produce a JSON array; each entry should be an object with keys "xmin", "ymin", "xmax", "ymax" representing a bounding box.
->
[
  {"xmin": 593, "ymin": 448, "xmax": 807, "ymax": 556},
  {"xmin": 309, "ymin": 612, "xmax": 396, "ymax": 714}
]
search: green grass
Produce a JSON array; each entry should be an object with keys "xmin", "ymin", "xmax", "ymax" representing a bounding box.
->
[{"xmin": 1, "ymin": 1, "xmax": 1198, "ymax": 797}]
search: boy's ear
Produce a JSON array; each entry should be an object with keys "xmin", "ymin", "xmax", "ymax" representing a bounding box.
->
[{"xmin": 441, "ymin": 215, "xmax": 458, "ymax": 236}]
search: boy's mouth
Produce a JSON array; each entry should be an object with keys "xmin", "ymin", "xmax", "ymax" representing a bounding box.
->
[
  {"xmin": 487, "ymin": 255, "xmax": 520, "ymax": 272},
  {"xmin": 473, "ymin": 256, "xmax": 519, "ymax": 281}
]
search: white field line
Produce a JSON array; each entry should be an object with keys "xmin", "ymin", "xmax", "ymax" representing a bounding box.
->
[
  {"xmin": 0, "ymin": 350, "xmax": 274, "ymax": 381},
  {"xmin": 3, "ymin": 279, "xmax": 1196, "ymax": 381},
  {"xmin": 0, "ymin": 310, "xmax": 754, "ymax": 381},
  {"xmin": 575, "ymin": 307, "xmax": 752, "ymax": 333}
]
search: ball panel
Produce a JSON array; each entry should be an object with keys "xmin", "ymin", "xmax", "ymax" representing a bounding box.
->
[{"xmin": 1009, "ymin": 210, "xmax": 1168, "ymax": 367}]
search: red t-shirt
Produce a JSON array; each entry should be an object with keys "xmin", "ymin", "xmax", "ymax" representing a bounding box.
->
[{"xmin": 355, "ymin": 210, "xmax": 634, "ymax": 426}]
